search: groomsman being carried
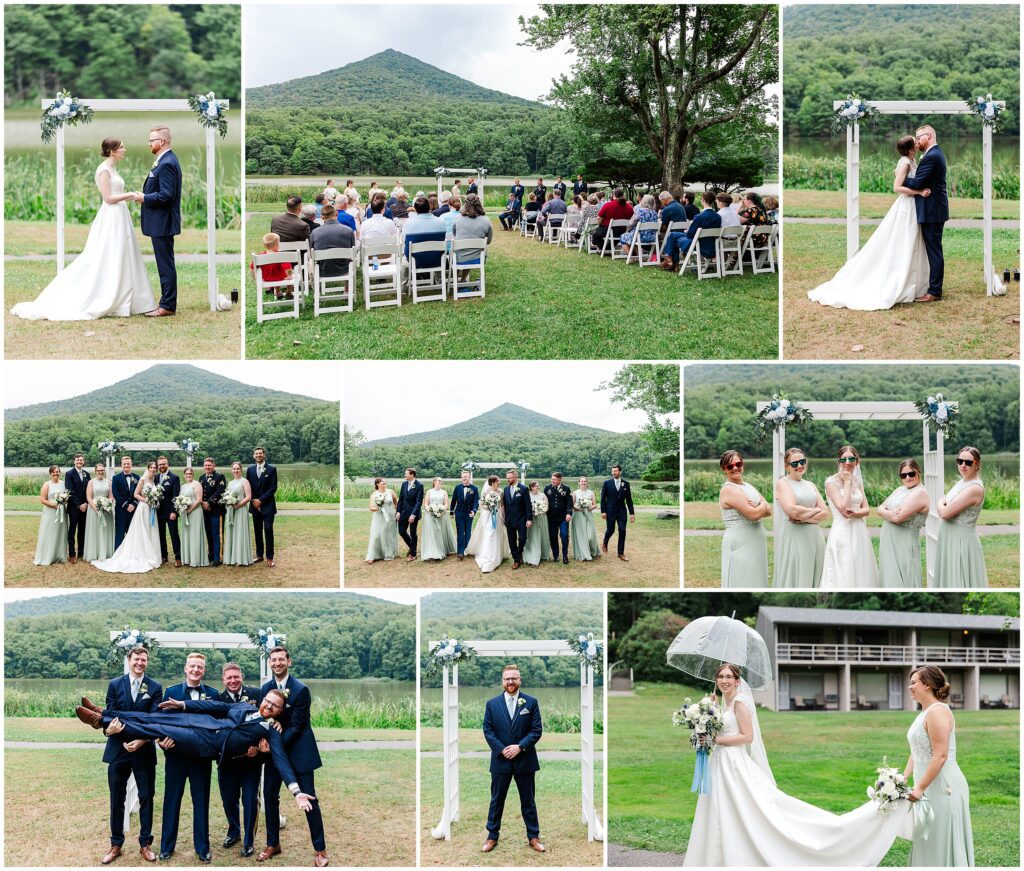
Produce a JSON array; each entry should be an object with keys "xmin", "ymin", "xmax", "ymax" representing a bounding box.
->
[
  {"xmin": 543, "ymin": 472, "xmax": 573, "ymax": 565},
  {"xmin": 65, "ymin": 452, "xmax": 90, "ymax": 563},
  {"xmin": 246, "ymin": 447, "xmax": 278, "ymax": 568},
  {"xmin": 601, "ymin": 465, "xmax": 635, "ymax": 561},
  {"xmin": 396, "ymin": 468, "xmax": 424, "ymax": 562},
  {"xmin": 450, "ymin": 470, "xmax": 480, "ymax": 561},
  {"xmin": 217, "ymin": 663, "xmax": 262, "ymax": 858},
  {"xmin": 111, "ymin": 456, "xmax": 138, "ymax": 551},
  {"xmin": 155, "ymin": 456, "xmax": 181, "ymax": 567},
  {"xmin": 503, "ymin": 469, "xmax": 533, "ymax": 571},
  {"xmin": 199, "ymin": 458, "xmax": 226, "ymax": 567}
]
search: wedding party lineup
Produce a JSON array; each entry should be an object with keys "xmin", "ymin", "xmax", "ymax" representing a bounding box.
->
[{"xmin": 1, "ymin": 1, "xmax": 1021, "ymax": 871}]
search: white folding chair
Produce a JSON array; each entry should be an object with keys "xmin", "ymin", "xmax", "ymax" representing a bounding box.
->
[
  {"xmin": 626, "ymin": 221, "xmax": 662, "ymax": 266},
  {"xmin": 450, "ymin": 239, "xmax": 487, "ymax": 300},
  {"xmin": 543, "ymin": 215, "xmax": 565, "ymax": 244},
  {"xmin": 408, "ymin": 240, "xmax": 448, "ymax": 303},
  {"xmin": 577, "ymin": 218, "xmax": 600, "ymax": 253},
  {"xmin": 744, "ymin": 225, "xmax": 776, "ymax": 274},
  {"xmin": 600, "ymin": 219, "xmax": 630, "ymax": 258},
  {"xmin": 361, "ymin": 241, "xmax": 402, "ymax": 308},
  {"xmin": 252, "ymin": 251, "xmax": 301, "ymax": 323},
  {"xmin": 679, "ymin": 227, "xmax": 723, "ymax": 280},
  {"xmin": 277, "ymin": 240, "xmax": 311, "ymax": 300},
  {"xmin": 560, "ymin": 213, "xmax": 583, "ymax": 248},
  {"xmin": 718, "ymin": 226, "xmax": 747, "ymax": 277},
  {"xmin": 312, "ymin": 247, "xmax": 355, "ymax": 315},
  {"xmin": 521, "ymin": 211, "xmax": 539, "ymax": 238}
]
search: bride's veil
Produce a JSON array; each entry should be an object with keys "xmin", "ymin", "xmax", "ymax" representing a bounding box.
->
[{"xmin": 737, "ymin": 677, "xmax": 775, "ymax": 786}]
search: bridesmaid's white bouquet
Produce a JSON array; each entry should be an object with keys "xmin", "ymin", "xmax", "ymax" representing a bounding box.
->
[
  {"xmin": 372, "ymin": 492, "xmax": 387, "ymax": 508},
  {"xmin": 172, "ymin": 494, "xmax": 193, "ymax": 525},
  {"xmin": 94, "ymin": 496, "xmax": 115, "ymax": 514},
  {"xmin": 531, "ymin": 498, "xmax": 548, "ymax": 515},
  {"xmin": 220, "ymin": 490, "xmax": 239, "ymax": 527},
  {"xmin": 53, "ymin": 489, "xmax": 71, "ymax": 523},
  {"xmin": 575, "ymin": 494, "xmax": 594, "ymax": 512},
  {"xmin": 673, "ymin": 694, "xmax": 725, "ymax": 794},
  {"xmin": 426, "ymin": 504, "xmax": 446, "ymax": 518},
  {"xmin": 867, "ymin": 758, "xmax": 910, "ymax": 812}
]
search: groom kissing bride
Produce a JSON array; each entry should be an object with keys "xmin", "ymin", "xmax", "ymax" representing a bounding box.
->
[{"xmin": 809, "ymin": 124, "xmax": 948, "ymax": 310}]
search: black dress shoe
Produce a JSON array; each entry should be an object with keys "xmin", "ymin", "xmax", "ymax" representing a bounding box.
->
[
  {"xmin": 197, "ymin": 852, "xmax": 212, "ymax": 863},
  {"xmin": 241, "ymin": 846, "xmax": 255, "ymax": 858},
  {"xmin": 562, "ymin": 556, "xmax": 569, "ymax": 564},
  {"xmin": 223, "ymin": 837, "xmax": 240, "ymax": 848},
  {"xmin": 158, "ymin": 853, "xmax": 173, "ymax": 861}
]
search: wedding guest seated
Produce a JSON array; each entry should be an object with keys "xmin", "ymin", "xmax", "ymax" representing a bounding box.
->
[
  {"xmin": 591, "ymin": 187, "xmax": 634, "ymax": 249},
  {"xmin": 310, "ymin": 204, "xmax": 356, "ymax": 276},
  {"xmin": 404, "ymin": 195, "xmax": 446, "ymax": 236},
  {"xmin": 567, "ymin": 194, "xmax": 583, "ymax": 224},
  {"xmin": 441, "ymin": 196, "xmax": 461, "ymax": 248},
  {"xmin": 523, "ymin": 192, "xmax": 541, "ymax": 228},
  {"xmin": 536, "ymin": 191, "xmax": 567, "ymax": 240},
  {"xmin": 392, "ymin": 192, "xmax": 410, "ymax": 220},
  {"xmin": 498, "ymin": 192, "xmax": 522, "ymax": 230},
  {"xmin": 738, "ymin": 192, "xmax": 769, "ymax": 225},
  {"xmin": 432, "ymin": 191, "xmax": 452, "ymax": 218},
  {"xmin": 334, "ymin": 195, "xmax": 358, "ymax": 232},
  {"xmin": 300, "ymin": 204, "xmax": 319, "ymax": 233},
  {"xmin": 763, "ymin": 195, "xmax": 779, "ymax": 224},
  {"xmin": 681, "ymin": 191, "xmax": 700, "ymax": 220},
  {"xmin": 658, "ymin": 190, "xmax": 687, "ymax": 229},
  {"xmin": 360, "ymin": 194, "xmax": 399, "ymax": 246},
  {"xmin": 620, "ymin": 194, "xmax": 659, "ymax": 252},
  {"xmin": 452, "ymin": 194, "xmax": 493, "ymax": 265},
  {"xmin": 365, "ymin": 193, "xmax": 394, "ymax": 220},
  {"xmin": 270, "ymin": 196, "xmax": 309, "ymax": 242},
  {"xmin": 717, "ymin": 193, "xmax": 741, "ymax": 227},
  {"xmin": 250, "ymin": 232, "xmax": 293, "ymax": 298},
  {"xmin": 427, "ymin": 193, "xmax": 439, "ymax": 214},
  {"xmin": 313, "ymin": 193, "xmax": 325, "ymax": 220},
  {"xmin": 572, "ymin": 193, "xmax": 601, "ymax": 243},
  {"xmin": 660, "ymin": 191, "xmax": 721, "ymax": 270}
]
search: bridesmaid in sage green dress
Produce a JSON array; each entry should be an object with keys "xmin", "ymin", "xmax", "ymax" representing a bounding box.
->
[
  {"xmin": 905, "ymin": 665, "xmax": 974, "ymax": 866},
  {"xmin": 772, "ymin": 448, "xmax": 827, "ymax": 587},
  {"xmin": 718, "ymin": 450, "xmax": 771, "ymax": 587},
  {"xmin": 420, "ymin": 477, "xmax": 457, "ymax": 561},
  {"xmin": 33, "ymin": 465, "xmax": 68, "ymax": 566},
  {"xmin": 223, "ymin": 462, "xmax": 253, "ymax": 566},
  {"xmin": 933, "ymin": 447, "xmax": 987, "ymax": 588},
  {"xmin": 570, "ymin": 476, "xmax": 601, "ymax": 561},
  {"xmin": 877, "ymin": 458, "xmax": 929, "ymax": 587},
  {"xmin": 366, "ymin": 478, "xmax": 399, "ymax": 563},
  {"xmin": 83, "ymin": 462, "xmax": 115, "ymax": 562},
  {"xmin": 178, "ymin": 466, "xmax": 209, "ymax": 568},
  {"xmin": 523, "ymin": 482, "xmax": 552, "ymax": 566}
]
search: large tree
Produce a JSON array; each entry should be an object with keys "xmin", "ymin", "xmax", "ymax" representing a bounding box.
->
[
  {"xmin": 600, "ymin": 364, "xmax": 680, "ymax": 481},
  {"xmin": 520, "ymin": 4, "xmax": 778, "ymax": 188}
]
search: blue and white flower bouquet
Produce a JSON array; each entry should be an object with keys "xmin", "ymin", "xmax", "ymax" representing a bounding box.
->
[
  {"xmin": 424, "ymin": 634, "xmax": 477, "ymax": 679},
  {"xmin": 867, "ymin": 757, "xmax": 911, "ymax": 812},
  {"xmin": 966, "ymin": 94, "xmax": 1002, "ymax": 129},
  {"xmin": 567, "ymin": 632, "xmax": 603, "ymax": 673},
  {"xmin": 914, "ymin": 392, "xmax": 958, "ymax": 439},
  {"xmin": 673, "ymin": 694, "xmax": 725, "ymax": 794},
  {"xmin": 754, "ymin": 393, "xmax": 813, "ymax": 445},
  {"xmin": 248, "ymin": 626, "xmax": 287, "ymax": 656},
  {"xmin": 831, "ymin": 93, "xmax": 879, "ymax": 135},
  {"xmin": 98, "ymin": 440, "xmax": 120, "ymax": 456},
  {"xmin": 106, "ymin": 626, "xmax": 160, "ymax": 669},
  {"xmin": 187, "ymin": 92, "xmax": 229, "ymax": 138},
  {"xmin": 41, "ymin": 90, "xmax": 94, "ymax": 143}
]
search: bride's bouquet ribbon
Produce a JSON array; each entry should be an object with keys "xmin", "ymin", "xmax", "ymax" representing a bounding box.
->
[{"xmin": 691, "ymin": 747, "xmax": 712, "ymax": 795}]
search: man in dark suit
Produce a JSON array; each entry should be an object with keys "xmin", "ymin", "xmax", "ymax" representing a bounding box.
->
[
  {"xmin": 902, "ymin": 125, "xmax": 949, "ymax": 302},
  {"xmin": 510, "ymin": 178, "xmax": 525, "ymax": 204},
  {"xmin": 199, "ymin": 457, "xmax": 226, "ymax": 566},
  {"xmin": 572, "ymin": 174, "xmax": 587, "ymax": 197},
  {"xmin": 396, "ymin": 467, "xmax": 424, "ymax": 561},
  {"xmin": 157, "ymin": 653, "xmax": 221, "ymax": 862},
  {"xmin": 99, "ymin": 646, "xmax": 163, "ymax": 865},
  {"xmin": 450, "ymin": 470, "xmax": 480, "ymax": 559},
  {"xmin": 257, "ymin": 647, "xmax": 329, "ymax": 867},
  {"xmin": 482, "ymin": 664, "xmax": 545, "ymax": 854},
  {"xmin": 155, "ymin": 456, "xmax": 181, "ymax": 566},
  {"xmin": 681, "ymin": 191, "xmax": 700, "ymax": 220},
  {"xmin": 542, "ymin": 472, "xmax": 573, "ymax": 565},
  {"xmin": 600, "ymin": 464, "xmax": 636, "ymax": 560},
  {"xmin": 216, "ymin": 663, "xmax": 262, "ymax": 857},
  {"xmin": 533, "ymin": 178, "xmax": 547, "ymax": 202},
  {"xmin": 139, "ymin": 126, "xmax": 182, "ymax": 317},
  {"xmin": 467, "ymin": 177, "xmax": 478, "ymax": 195},
  {"xmin": 502, "ymin": 469, "xmax": 533, "ymax": 570},
  {"xmin": 660, "ymin": 191, "xmax": 722, "ymax": 270},
  {"xmin": 270, "ymin": 195, "xmax": 310, "ymax": 243},
  {"xmin": 110, "ymin": 456, "xmax": 138, "ymax": 550},
  {"xmin": 65, "ymin": 452, "xmax": 90, "ymax": 563},
  {"xmin": 245, "ymin": 447, "xmax": 278, "ymax": 567},
  {"xmin": 552, "ymin": 176, "xmax": 567, "ymax": 199}
]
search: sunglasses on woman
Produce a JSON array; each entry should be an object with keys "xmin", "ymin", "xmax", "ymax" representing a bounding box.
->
[
  {"xmin": 839, "ymin": 456, "xmax": 858, "ymax": 464},
  {"xmin": 956, "ymin": 458, "xmax": 975, "ymax": 467},
  {"xmin": 723, "ymin": 461, "xmax": 744, "ymax": 472},
  {"xmin": 788, "ymin": 459, "xmax": 807, "ymax": 468},
  {"xmin": 899, "ymin": 471, "xmax": 918, "ymax": 479}
]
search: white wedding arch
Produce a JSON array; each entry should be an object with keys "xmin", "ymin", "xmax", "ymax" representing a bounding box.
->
[
  {"xmin": 434, "ymin": 165, "xmax": 487, "ymax": 203},
  {"xmin": 44, "ymin": 97, "xmax": 228, "ymax": 311},
  {"xmin": 429, "ymin": 639, "xmax": 604, "ymax": 843},
  {"xmin": 835, "ymin": 99, "xmax": 1004, "ymax": 296},
  {"xmin": 461, "ymin": 460, "xmax": 530, "ymax": 479},
  {"xmin": 99, "ymin": 440, "xmax": 198, "ymax": 473},
  {"xmin": 111, "ymin": 630, "xmax": 272, "ymax": 835},
  {"xmin": 758, "ymin": 399, "xmax": 957, "ymax": 585}
]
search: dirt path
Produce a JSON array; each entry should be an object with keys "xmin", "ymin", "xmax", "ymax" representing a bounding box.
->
[{"xmin": 608, "ymin": 843, "xmax": 686, "ymax": 866}]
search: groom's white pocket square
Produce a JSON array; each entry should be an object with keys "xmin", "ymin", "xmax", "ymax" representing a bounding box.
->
[
  {"xmin": 519, "ymin": 709, "xmax": 530, "ymax": 715},
  {"xmin": 141, "ymin": 693, "xmax": 150, "ymax": 700}
]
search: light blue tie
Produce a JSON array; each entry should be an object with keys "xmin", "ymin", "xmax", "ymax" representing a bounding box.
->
[{"xmin": 507, "ymin": 695, "xmax": 515, "ymax": 720}]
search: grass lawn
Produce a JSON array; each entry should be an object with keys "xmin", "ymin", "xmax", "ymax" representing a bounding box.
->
[
  {"xmin": 4, "ymin": 747, "xmax": 415, "ymax": 867},
  {"xmin": 4, "ymin": 222, "xmax": 242, "ymax": 255},
  {"xmin": 608, "ymin": 683, "xmax": 1020, "ymax": 866},
  {"xmin": 782, "ymin": 223, "xmax": 1019, "ymax": 360},
  {"xmin": 344, "ymin": 508, "xmax": 679, "ymax": 588},
  {"xmin": 244, "ymin": 211, "xmax": 778, "ymax": 360},
  {"xmin": 4, "ymin": 262, "xmax": 243, "ymax": 359},
  {"xmin": 782, "ymin": 190, "xmax": 1020, "ymax": 221},
  {"xmin": 4, "ymin": 513, "xmax": 339, "ymax": 587},
  {"xmin": 420, "ymin": 755, "xmax": 604, "ymax": 866}
]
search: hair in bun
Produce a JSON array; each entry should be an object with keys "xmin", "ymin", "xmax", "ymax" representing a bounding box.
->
[
  {"xmin": 101, "ymin": 138, "xmax": 123, "ymax": 157},
  {"xmin": 913, "ymin": 665, "xmax": 950, "ymax": 702}
]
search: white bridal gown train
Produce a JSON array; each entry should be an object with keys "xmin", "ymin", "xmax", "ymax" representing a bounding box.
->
[
  {"xmin": 465, "ymin": 483, "xmax": 510, "ymax": 573},
  {"xmin": 807, "ymin": 155, "xmax": 929, "ymax": 310},
  {"xmin": 683, "ymin": 696, "xmax": 909, "ymax": 866},
  {"xmin": 92, "ymin": 473, "xmax": 161, "ymax": 574}
]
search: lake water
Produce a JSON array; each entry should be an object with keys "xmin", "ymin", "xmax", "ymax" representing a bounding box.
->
[
  {"xmin": 421, "ymin": 685, "xmax": 603, "ymax": 714},
  {"xmin": 686, "ymin": 455, "xmax": 1019, "ymax": 481},
  {"xmin": 6, "ymin": 464, "xmax": 336, "ymax": 484},
  {"xmin": 785, "ymin": 134, "xmax": 1019, "ymax": 170},
  {"xmin": 7, "ymin": 677, "xmax": 414, "ymax": 703}
]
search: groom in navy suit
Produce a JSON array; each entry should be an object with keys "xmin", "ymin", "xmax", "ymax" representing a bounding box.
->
[
  {"xmin": 397, "ymin": 468, "xmax": 424, "ymax": 560},
  {"xmin": 902, "ymin": 124, "xmax": 948, "ymax": 302},
  {"xmin": 450, "ymin": 470, "xmax": 480, "ymax": 559},
  {"xmin": 600, "ymin": 464, "xmax": 636, "ymax": 560},
  {"xmin": 139, "ymin": 125, "xmax": 182, "ymax": 316},
  {"xmin": 482, "ymin": 664, "xmax": 545, "ymax": 854},
  {"xmin": 246, "ymin": 447, "xmax": 278, "ymax": 566},
  {"xmin": 64, "ymin": 452, "xmax": 90, "ymax": 563},
  {"xmin": 110, "ymin": 456, "xmax": 138, "ymax": 550},
  {"xmin": 502, "ymin": 469, "xmax": 533, "ymax": 570}
]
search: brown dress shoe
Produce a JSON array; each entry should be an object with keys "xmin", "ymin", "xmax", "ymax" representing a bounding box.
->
[
  {"xmin": 512, "ymin": 562, "xmax": 521, "ymax": 570},
  {"xmin": 314, "ymin": 850, "xmax": 329, "ymax": 867},
  {"xmin": 601, "ymin": 541, "xmax": 608, "ymax": 554},
  {"xmin": 267, "ymin": 559, "xmax": 275, "ymax": 567},
  {"xmin": 101, "ymin": 846, "xmax": 121, "ymax": 864},
  {"xmin": 76, "ymin": 705, "xmax": 103, "ymax": 728},
  {"xmin": 481, "ymin": 840, "xmax": 498, "ymax": 853},
  {"xmin": 81, "ymin": 696, "xmax": 102, "ymax": 713},
  {"xmin": 144, "ymin": 308, "xmax": 175, "ymax": 317},
  {"xmin": 174, "ymin": 560, "xmax": 182, "ymax": 567},
  {"xmin": 139, "ymin": 845, "xmax": 156, "ymax": 862},
  {"xmin": 618, "ymin": 554, "xmax": 629, "ymax": 562},
  {"xmin": 258, "ymin": 846, "xmax": 282, "ymax": 862},
  {"xmin": 70, "ymin": 556, "xmax": 78, "ymax": 564},
  {"xmin": 528, "ymin": 838, "xmax": 546, "ymax": 853},
  {"xmin": 914, "ymin": 294, "xmax": 940, "ymax": 303}
]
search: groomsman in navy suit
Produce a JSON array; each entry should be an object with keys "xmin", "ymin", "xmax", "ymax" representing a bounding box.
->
[
  {"xmin": 245, "ymin": 447, "xmax": 278, "ymax": 567},
  {"xmin": 155, "ymin": 456, "xmax": 181, "ymax": 566},
  {"xmin": 158, "ymin": 653, "xmax": 221, "ymax": 862},
  {"xmin": 216, "ymin": 663, "xmax": 262, "ymax": 857},
  {"xmin": 502, "ymin": 469, "xmax": 533, "ymax": 570},
  {"xmin": 257, "ymin": 647, "xmax": 328, "ymax": 867},
  {"xmin": 510, "ymin": 178, "xmax": 525, "ymax": 204},
  {"xmin": 450, "ymin": 470, "xmax": 480, "ymax": 559},
  {"xmin": 64, "ymin": 452, "xmax": 90, "ymax": 563},
  {"xmin": 482, "ymin": 664, "xmax": 545, "ymax": 854},
  {"xmin": 600, "ymin": 464, "xmax": 635, "ymax": 561},
  {"xmin": 100, "ymin": 646, "xmax": 163, "ymax": 865},
  {"xmin": 110, "ymin": 456, "xmax": 138, "ymax": 550},
  {"xmin": 396, "ymin": 468, "xmax": 424, "ymax": 561}
]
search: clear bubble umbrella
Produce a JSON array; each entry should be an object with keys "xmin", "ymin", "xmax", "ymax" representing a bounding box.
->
[{"xmin": 665, "ymin": 614, "xmax": 772, "ymax": 689}]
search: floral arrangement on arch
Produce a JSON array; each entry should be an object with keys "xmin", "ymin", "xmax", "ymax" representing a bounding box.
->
[
  {"xmin": 567, "ymin": 632, "xmax": 603, "ymax": 673},
  {"xmin": 831, "ymin": 94, "xmax": 880, "ymax": 135},
  {"xmin": 98, "ymin": 440, "xmax": 121, "ymax": 456},
  {"xmin": 180, "ymin": 438, "xmax": 199, "ymax": 457},
  {"xmin": 248, "ymin": 626, "xmax": 287, "ymax": 657},
  {"xmin": 106, "ymin": 626, "xmax": 160, "ymax": 670},
  {"xmin": 40, "ymin": 90, "xmax": 94, "ymax": 143},
  {"xmin": 914, "ymin": 393, "xmax": 958, "ymax": 440},
  {"xmin": 187, "ymin": 92, "xmax": 229, "ymax": 138},
  {"xmin": 966, "ymin": 94, "xmax": 1002, "ymax": 129},
  {"xmin": 424, "ymin": 634, "xmax": 476, "ymax": 679},
  {"xmin": 754, "ymin": 393, "xmax": 814, "ymax": 445}
]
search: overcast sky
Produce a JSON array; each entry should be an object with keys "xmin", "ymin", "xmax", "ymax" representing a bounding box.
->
[
  {"xmin": 344, "ymin": 361, "xmax": 680, "ymax": 440},
  {"xmin": 3, "ymin": 362, "xmax": 340, "ymax": 408},
  {"xmin": 244, "ymin": 4, "xmax": 575, "ymax": 101},
  {"xmin": 2, "ymin": 588, "xmax": 420, "ymax": 606}
]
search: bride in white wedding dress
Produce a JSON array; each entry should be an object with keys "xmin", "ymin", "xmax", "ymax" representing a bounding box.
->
[
  {"xmin": 820, "ymin": 445, "xmax": 879, "ymax": 588},
  {"xmin": 807, "ymin": 135, "xmax": 931, "ymax": 310},
  {"xmin": 11, "ymin": 137, "xmax": 156, "ymax": 321},
  {"xmin": 92, "ymin": 464, "xmax": 161, "ymax": 574},
  {"xmin": 465, "ymin": 476, "xmax": 511, "ymax": 573},
  {"xmin": 683, "ymin": 663, "xmax": 909, "ymax": 866}
]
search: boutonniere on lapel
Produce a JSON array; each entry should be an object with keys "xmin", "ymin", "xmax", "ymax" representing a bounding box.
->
[
  {"xmin": 281, "ymin": 687, "xmax": 290, "ymax": 699},
  {"xmin": 200, "ymin": 693, "xmax": 209, "ymax": 700},
  {"xmin": 517, "ymin": 698, "xmax": 528, "ymax": 714},
  {"xmin": 151, "ymin": 158, "xmax": 160, "ymax": 170},
  {"xmin": 241, "ymin": 694, "xmax": 251, "ymax": 704}
]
